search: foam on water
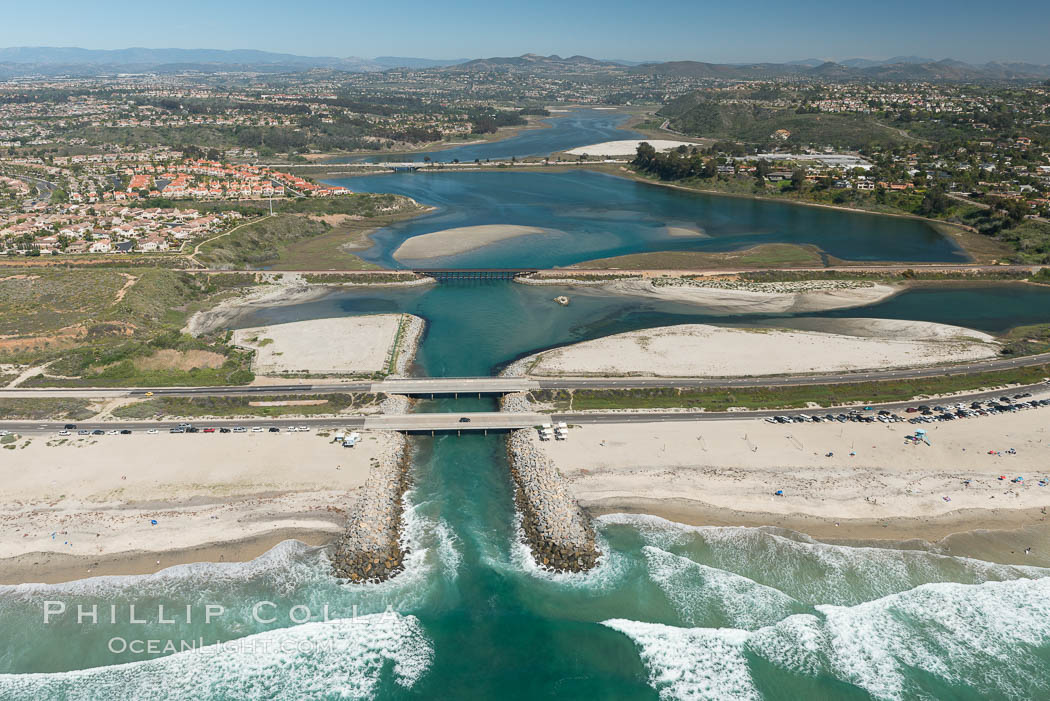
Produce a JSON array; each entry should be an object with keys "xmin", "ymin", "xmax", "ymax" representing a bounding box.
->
[
  {"xmin": 602, "ymin": 619, "xmax": 760, "ymax": 701},
  {"xmin": 1, "ymin": 540, "xmax": 326, "ymax": 600},
  {"xmin": 599, "ymin": 513, "xmax": 1050, "ymax": 604},
  {"xmin": 503, "ymin": 513, "xmax": 630, "ymax": 591},
  {"xmin": 0, "ymin": 613, "xmax": 433, "ymax": 700},
  {"xmin": 813, "ymin": 577, "xmax": 1050, "ymax": 700},
  {"xmin": 610, "ymin": 576, "xmax": 1050, "ymax": 701},
  {"xmin": 642, "ymin": 546, "xmax": 804, "ymax": 629}
]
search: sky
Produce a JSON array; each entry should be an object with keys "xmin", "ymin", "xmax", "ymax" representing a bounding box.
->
[{"xmin": 2, "ymin": 0, "xmax": 1049, "ymax": 64}]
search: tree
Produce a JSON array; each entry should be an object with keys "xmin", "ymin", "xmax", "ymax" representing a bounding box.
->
[
  {"xmin": 919, "ymin": 187, "xmax": 950, "ymax": 217},
  {"xmin": 790, "ymin": 169, "xmax": 805, "ymax": 191}
]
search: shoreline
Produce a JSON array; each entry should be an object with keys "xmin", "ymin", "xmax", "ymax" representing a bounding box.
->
[
  {"xmin": 589, "ymin": 500, "xmax": 1050, "ymax": 548},
  {"xmin": 318, "ymin": 113, "xmax": 557, "ymax": 164},
  {"xmin": 611, "ymin": 167, "xmax": 1003, "ymax": 262},
  {"xmin": 184, "ymin": 275, "xmax": 433, "ymax": 336},
  {"xmin": 0, "ymin": 530, "xmax": 332, "ymax": 586}
]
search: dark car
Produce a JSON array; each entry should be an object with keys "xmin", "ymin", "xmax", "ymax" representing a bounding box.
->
[
  {"xmin": 268, "ymin": 427, "xmax": 280, "ymax": 432},
  {"xmin": 186, "ymin": 427, "xmax": 199, "ymax": 433},
  {"xmin": 64, "ymin": 423, "xmax": 77, "ymax": 430},
  {"xmin": 219, "ymin": 427, "xmax": 231, "ymax": 433},
  {"xmin": 459, "ymin": 417, "xmax": 471, "ymax": 423},
  {"xmin": 91, "ymin": 429, "xmax": 104, "ymax": 435},
  {"xmin": 119, "ymin": 429, "xmax": 132, "ymax": 435}
]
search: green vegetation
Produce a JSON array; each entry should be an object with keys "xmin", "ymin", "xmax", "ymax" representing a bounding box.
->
[
  {"xmin": 196, "ymin": 214, "xmax": 330, "ymax": 268},
  {"xmin": 193, "ymin": 194, "xmax": 425, "ymax": 270},
  {"xmin": 575, "ymin": 244, "xmax": 824, "ymax": 270},
  {"xmin": 1000, "ymin": 324, "xmax": 1050, "ymax": 356},
  {"xmin": 0, "ymin": 267, "xmax": 258, "ymax": 385},
  {"xmin": 529, "ymin": 364, "xmax": 1050, "ymax": 412},
  {"xmin": 659, "ymin": 97, "xmax": 912, "ymax": 150},
  {"xmin": 0, "ymin": 398, "xmax": 95, "ymax": 420},
  {"xmin": 112, "ymin": 393, "xmax": 384, "ymax": 419}
]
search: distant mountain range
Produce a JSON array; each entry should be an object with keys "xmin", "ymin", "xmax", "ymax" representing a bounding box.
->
[
  {"xmin": 630, "ymin": 58, "xmax": 1050, "ymax": 81},
  {"xmin": 0, "ymin": 47, "xmax": 474, "ymax": 76},
  {"xmin": 0, "ymin": 47, "xmax": 1047, "ymax": 81}
]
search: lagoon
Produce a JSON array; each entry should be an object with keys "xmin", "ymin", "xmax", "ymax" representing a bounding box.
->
[{"xmin": 331, "ymin": 170, "xmax": 970, "ymax": 269}]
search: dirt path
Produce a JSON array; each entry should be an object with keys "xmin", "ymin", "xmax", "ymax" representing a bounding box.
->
[
  {"xmin": 112, "ymin": 273, "xmax": 138, "ymax": 304},
  {"xmin": 187, "ymin": 215, "xmax": 273, "ymax": 267}
]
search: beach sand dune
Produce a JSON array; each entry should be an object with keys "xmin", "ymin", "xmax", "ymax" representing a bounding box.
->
[
  {"xmin": 392, "ymin": 225, "xmax": 550, "ymax": 261},
  {"xmin": 517, "ymin": 321, "xmax": 998, "ymax": 377}
]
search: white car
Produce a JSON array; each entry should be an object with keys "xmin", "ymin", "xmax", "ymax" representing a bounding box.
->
[
  {"xmin": 106, "ymin": 429, "xmax": 119, "ymax": 435},
  {"xmin": 251, "ymin": 426, "xmax": 264, "ymax": 433},
  {"xmin": 58, "ymin": 430, "xmax": 70, "ymax": 436},
  {"xmin": 298, "ymin": 426, "xmax": 310, "ymax": 432},
  {"xmin": 233, "ymin": 426, "xmax": 247, "ymax": 433},
  {"xmin": 147, "ymin": 429, "xmax": 159, "ymax": 434}
]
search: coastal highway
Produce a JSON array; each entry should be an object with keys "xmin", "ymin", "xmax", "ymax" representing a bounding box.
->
[
  {"xmin": 4, "ymin": 383, "xmax": 1046, "ymax": 436},
  {"xmin": 3, "ymin": 351, "xmax": 1049, "ymax": 399}
]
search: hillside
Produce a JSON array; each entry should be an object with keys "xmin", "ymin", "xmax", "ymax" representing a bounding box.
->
[{"xmin": 658, "ymin": 96, "xmax": 913, "ymax": 149}]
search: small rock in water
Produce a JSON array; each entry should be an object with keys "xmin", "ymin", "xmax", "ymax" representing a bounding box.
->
[{"xmin": 553, "ymin": 296, "xmax": 570, "ymax": 306}]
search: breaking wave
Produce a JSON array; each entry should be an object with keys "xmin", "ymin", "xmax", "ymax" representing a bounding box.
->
[
  {"xmin": 607, "ymin": 576, "xmax": 1050, "ymax": 700},
  {"xmin": 0, "ymin": 613, "xmax": 433, "ymax": 700}
]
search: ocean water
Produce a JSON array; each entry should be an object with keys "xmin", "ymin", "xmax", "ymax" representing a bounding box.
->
[{"xmin": 331, "ymin": 169, "xmax": 968, "ymax": 268}]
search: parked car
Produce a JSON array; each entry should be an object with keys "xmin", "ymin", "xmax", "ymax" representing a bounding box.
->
[
  {"xmin": 169, "ymin": 427, "xmax": 185, "ymax": 434},
  {"xmin": 119, "ymin": 429, "xmax": 132, "ymax": 435},
  {"xmin": 219, "ymin": 427, "xmax": 231, "ymax": 433},
  {"xmin": 268, "ymin": 427, "xmax": 280, "ymax": 433},
  {"xmin": 234, "ymin": 426, "xmax": 248, "ymax": 433}
]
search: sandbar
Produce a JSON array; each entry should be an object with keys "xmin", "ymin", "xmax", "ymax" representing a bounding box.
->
[
  {"xmin": 601, "ymin": 278, "xmax": 901, "ymax": 313},
  {"xmin": 515, "ymin": 321, "xmax": 998, "ymax": 377},
  {"xmin": 565, "ymin": 139, "xmax": 699, "ymax": 156},
  {"xmin": 392, "ymin": 225, "xmax": 550, "ymax": 261},
  {"xmin": 232, "ymin": 314, "xmax": 422, "ymax": 377}
]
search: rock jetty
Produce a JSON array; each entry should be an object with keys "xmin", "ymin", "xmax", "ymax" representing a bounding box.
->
[
  {"xmin": 506, "ymin": 429, "xmax": 600, "ymax": 572},
  {"xmin": 330, "ymin": 432, "xmax": 411, "ymax": 583}
]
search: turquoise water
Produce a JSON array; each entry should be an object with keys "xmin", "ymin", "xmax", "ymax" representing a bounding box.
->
[
  {"xmin": 332, "ymin": 170, "xmax": 969, "ymax": 268},
  {"xmin": 330, "ymin": 108, "xmax": 643, "ymax": 164},
  {"xmin": 4, "ymin": 279, "xmax": 1050, "ymax": 698},
  {"xmin": 236, "ymin": 280, "xmax": 1050, "ymax": 374}
]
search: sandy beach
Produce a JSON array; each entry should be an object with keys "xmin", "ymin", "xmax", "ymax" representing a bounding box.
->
[
  {"xmin": 533, "ymin": 407, "xmax": 1050, "ymax": 541},
  {"xmin": 391, "ymin": 224, "xmax": 550, "ymax": 261},
  {"xmin": 0, "ymin": 431, "xmax": 392, "ymax": 583},
  {"xmin": 515, "ymin": 320, "xmax": 997, "ymax": 377},
  {"xmin": 232, "ymin": 314, "xmax": 422, "ymax": 377}
]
